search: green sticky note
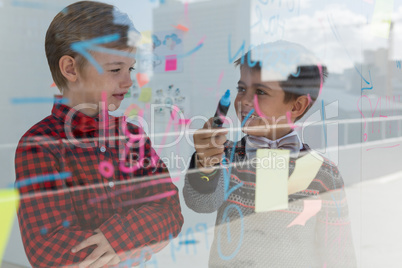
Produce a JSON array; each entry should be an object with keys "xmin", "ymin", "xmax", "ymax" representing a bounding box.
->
[
  {"xmin": 138, "ymin": 87, "xmax": 152, "ymax": 103},
  {"xmin": 371, "ymin": 0, "xmax": 394, "ymax": 38},
  {"xmin": 125, "ymin": 88, "xmax": 131, "ymax": 98},
  {"xmin": 255, "ymin": 149, "xmax": 290, "ymax": 213},
  {"xmin": 0, "ymin": 189, "xmax": 20, "ymax": 264}
]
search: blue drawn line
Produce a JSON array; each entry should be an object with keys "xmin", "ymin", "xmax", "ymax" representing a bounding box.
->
[
  {"xmin": 84, "ymin": 45, "xmax": 137, "ymax": 59},
  {"xmin": 217, "ymin": 204, "xmax": 244, "ymax": 261},
  {"xmin": 223, "ymin": 109, "xmax": 254, "ymax": 200},
  {"xmin": 327, "ymin": 15, "xmax": 372, "ymax": 91},
  {"xmin": 13, "ymin": 172, "xmax": 71, "ymax": 189},
  {"xmin": 291, "ymin": 66, "xmax": 301, "ymax": 77},
  {"xmin": 11, "ymin": 97, "xmax": 69, "ymax": 105},
  {"xmin": 361, "ymin": 70, "xmax": 373, "ymax": 90},
  {"xmin": 179, "ymin": 240, "xmax": 198, "ymax": 245},
  {"xmin": 177, "ymin": 42, "xmax": 204, "ymax": 58},
  {"xmin": 40, "ymin": 220, "xmax": 70, "ymax": 235},
  {"xmin": 71, "ymin": 33, "xmax": 203, "ymax": 73},
  {"xmin": 397, "ymin": 61, "xmax": 401, "ymax": 69},
  {"xmin": 71, "ymin": 34, "xmax": 121, "ymax": 73},
  {"xmin": 150, "ymin": 0, "xmax": 165, "ymax": 4},
  {"xmin": 93, "ymin": 42, "xmax": 203, "ymax": 62}
]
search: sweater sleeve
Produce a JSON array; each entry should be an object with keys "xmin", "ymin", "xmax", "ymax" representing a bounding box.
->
[
  {"xmin": 314, "ymin": 163, "xmax": 357, "ymax": 268},
  {"xmin": 183, "ymin": 152, "xmax": 226, "ymax": 213}
]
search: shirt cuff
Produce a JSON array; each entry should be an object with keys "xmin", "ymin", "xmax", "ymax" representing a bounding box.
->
[
  {"xmin": 187, "ymin": 152, "xmax": 221, "ymax": 194},
  {"xmin": 98, "ymin": 214, "xmax": 135, "ymax": 262}
]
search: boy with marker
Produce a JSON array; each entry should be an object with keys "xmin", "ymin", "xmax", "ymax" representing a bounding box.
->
[
  {"xmin": 15, "ymin": 1, "xmax": 183, "ymax": 267},
  {"xmin": 183, "ymin": 41, "xmax": 356, "ymax": 267}
]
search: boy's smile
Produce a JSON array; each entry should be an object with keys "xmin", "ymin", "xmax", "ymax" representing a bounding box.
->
[{"xmin": 234, "ymin": 67, "xmax": 295, "ymax": 140}]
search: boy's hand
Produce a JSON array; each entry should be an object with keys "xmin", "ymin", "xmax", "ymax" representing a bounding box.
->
[
  {"xmin": 72, "ymin": 229, "xmax": 121, "ymax": 268},
  {"xmin": 193, "ymin": 117, "xmax": 228, "ymax": 172}
]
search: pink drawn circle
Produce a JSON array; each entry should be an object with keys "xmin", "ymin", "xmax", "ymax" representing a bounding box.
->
[
  {"xmin": 363, "ymin": 133, "xmax": 367, "ymax": 141},
  {"xmin": 99, "ymin": 161, "xmax": 114, "ymax": 178}
]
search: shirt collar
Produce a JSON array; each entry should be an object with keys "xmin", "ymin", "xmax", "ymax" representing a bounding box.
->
[{"xmin": 52, "ymin": 103, "xmax": 101, "ymax": 135}]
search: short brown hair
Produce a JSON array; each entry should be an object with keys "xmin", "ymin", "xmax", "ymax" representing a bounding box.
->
[
  {"xmin": 234, "ymin": 43, "xmax": 328, "ymax": 121},
  {"xmin": 45, "ymin": 1, "xmax": 136, "ymax": 90}
]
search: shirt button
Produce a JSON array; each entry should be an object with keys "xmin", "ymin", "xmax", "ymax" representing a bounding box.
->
[
  {"xmin": 100, "ymin": 146, "xmax": 106, "ymax": 153},
  {"xmin": 109, "ymin": 181, "xmax": 114, "ymax": 188}
]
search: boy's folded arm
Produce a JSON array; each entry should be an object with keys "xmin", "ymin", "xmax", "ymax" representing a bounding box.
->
[
  {"xmin": 97, "ymin": 190, "xmax": 183, "ymax": 260},
  {"xmin": 98, "ymin": 144, "xmax": 184, "ymax": 260},
  {"xmin": 15, "ymin": 142, "xmax": 97, "ymax": 267},
  {"xmin": 183, "ymin": 152, "xmax": 226, "ymax": 213}
]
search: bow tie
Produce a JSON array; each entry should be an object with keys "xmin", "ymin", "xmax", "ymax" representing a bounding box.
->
[{"xmin": 245, "ymin": 134, "xmax": 301, "ymax": 159}]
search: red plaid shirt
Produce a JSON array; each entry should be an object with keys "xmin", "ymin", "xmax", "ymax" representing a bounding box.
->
[{"xmin": 15, "ymin": 103, "xmax": 183, "ymax": 267}]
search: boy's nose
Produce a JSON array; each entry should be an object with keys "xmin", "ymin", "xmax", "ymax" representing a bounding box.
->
[
  {"xmin": 121, "ymin": 73, "xmax": 133, "ymax": 89},
  {"xmin": 241, "ymin": 92, "xmax": 255, "ymax": 107}
]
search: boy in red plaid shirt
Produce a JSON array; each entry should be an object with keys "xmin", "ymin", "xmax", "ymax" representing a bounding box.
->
[{"xmin": 14, "ymin": 1, "xmax": 183, "ymax": 267}]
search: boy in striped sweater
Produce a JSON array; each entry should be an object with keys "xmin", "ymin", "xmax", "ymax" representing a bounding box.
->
[{"xmin": 183, "ymin": 41, "xmax": 356, "ymax": 267}]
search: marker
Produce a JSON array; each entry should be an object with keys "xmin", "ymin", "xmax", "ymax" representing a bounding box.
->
[{"xmin": 212, "ymin": 89, "xmax": 231, "ymax": 127}]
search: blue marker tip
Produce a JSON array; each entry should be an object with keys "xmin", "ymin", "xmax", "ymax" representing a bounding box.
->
[{"xmin": 220, "ymin": 89, "xmax": 230, "ymax": 107}]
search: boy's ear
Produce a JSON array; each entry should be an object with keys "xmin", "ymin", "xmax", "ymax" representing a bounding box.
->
[
  {"xmin": 290, "ymin": 95, "xmax": 309, "ymax": 119},
  {"xmin": 59, "ymin": 55, "xmax": 78, "ymax": 83}
]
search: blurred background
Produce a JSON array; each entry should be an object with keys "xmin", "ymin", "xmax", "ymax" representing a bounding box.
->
[{"xmin": 1, "ymin": 0, "xmax": 402, "ymax": 267}]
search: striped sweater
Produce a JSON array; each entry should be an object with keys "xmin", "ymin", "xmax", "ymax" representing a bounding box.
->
[{"xmin": 183, "ymin": 137, "xmax": 356, "ymax": 268}]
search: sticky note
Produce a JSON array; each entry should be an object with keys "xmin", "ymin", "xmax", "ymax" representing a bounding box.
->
[
  {"xmin": 125, "ymin": 88, "xmax": 131, "ymax": 98},
  {"xmin": 255, "ymin": 149, "xmax": 290, "ymax": 212},
  {"xmin": 138, "ymin": 87, "xmax": 152, "ymax": 103},
  {"xmin": 0, "ymin": 189, "xmax": 20, "ymax": 264},
  {"xmin": 140, "ymin": 31, "xmax": 152, "ymax": 45},
  {"xmin": 174, "ymin": 24, "xmax": 189, "ymax": 32},
  {"xmin": 124, "ymin": 104, "xmax": 140, "ymax": 119},
  {"xmin": 165, "ymin": 55, "xmax": 177, "ymax": 72},
  {"xmin": 288, "ymin": 151, "xmax": 323, "ymax": 195},
  {"xmin": 371, "ymin": 0, "xmax": 394, "ymax": 38},
  {"xmin": 136, "ymin": 73, "xmax": 149, "ymax": 88},
  {"xmin": 287, "ymin": 200, "xmax": 322, "ymax": 227}
]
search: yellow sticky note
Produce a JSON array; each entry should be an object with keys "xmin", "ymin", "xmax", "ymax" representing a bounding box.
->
[
  {"xmin": 0, "ymin": 189, "xmax": 20, "ymax": 264},
  {"xmin": 140, "ymin": 31, "xmax": 152, "ymax": 45},
  {"xmin": 138, "ymin": 87, "xmax": 152, "ymax": 103},
  {"xmin": 371, "ymin": 0, "xmax": 394, "ymax": 39},
  {"xmin": 255, "ymin": 149, "xmax": 290, "ymax": 213},
  {"xmin": 124, "ymin": 104, "xmax": 140, "ymax": 119},
  {"xmin": 288, "ymin": 151, "xmax": 323, "ymax": 195}
]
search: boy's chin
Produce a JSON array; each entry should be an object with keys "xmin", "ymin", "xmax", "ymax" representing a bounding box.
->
[{"xmin": 107, "ymin": 102, "xmax": 120, "ymax": 112}]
